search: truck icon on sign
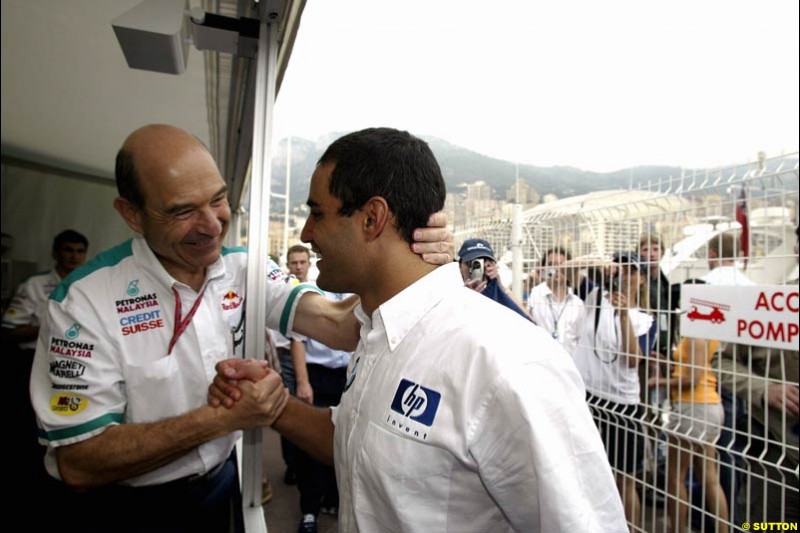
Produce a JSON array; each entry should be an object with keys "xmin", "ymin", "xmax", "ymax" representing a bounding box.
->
[{"xmin": 687, "ymin": 306, "xmax": 726, "ymax": 324}]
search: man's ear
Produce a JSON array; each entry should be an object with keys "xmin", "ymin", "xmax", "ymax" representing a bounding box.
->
[
  {"xmin": 113, "ymin": 197, "xmax": 145, "ymax": 234},
  {"xmin": 361, "ymin": 196, "xmax": 389, "ymax": 241}
]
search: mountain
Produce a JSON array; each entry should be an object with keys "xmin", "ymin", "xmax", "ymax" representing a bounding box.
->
[{"xmin": 268, "ymin": 134, "xmax": 687, "ymax": 209}]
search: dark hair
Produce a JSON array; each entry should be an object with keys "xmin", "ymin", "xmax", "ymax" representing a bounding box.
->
[
  {"xmin": 683, "ymin": 278, "xmax": 706, "ymax": 285},
  {"xmin": 53, "ymin": 230, "xmax": 88, "ymax": 253},
  {"xmin": 540, "ymin": 246, "xmax": 571, "ymax": 267},
  {"xmin": 115, "ymin": 148, "xmax": 145, "ymax": 209},
  {"xmin": 318, "ymin": 128, "xmax": 446, "ymax": 243},
  {"xmin": 287, "ymin": 244, "xmax": 311, "ymax": 260}
]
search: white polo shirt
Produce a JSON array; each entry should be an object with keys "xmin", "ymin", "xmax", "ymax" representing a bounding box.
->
[
  {"xmin": 2, "ymin": 269, "xmax": 61, "ymax": 350},
  {"xmin": 30, "ymin": 236, "xmax": 318, "ymax": 486},
  {"xmin": 573, "ymin": 288, "xmax": 653, "ymax": 405},
  {"xmin": 702, "ymin": 266, "xmax": 756, "ymax": 286},
  {"xmin": 331, "ymin": 263, "xmax": 627, "ymax": 533},
  {"xmin": 528, "ymin": 281, "xmax": 585, "ymax": 357}
]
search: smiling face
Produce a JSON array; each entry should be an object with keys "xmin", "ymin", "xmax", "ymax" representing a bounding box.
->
[
  {"xmin": 117, "ymin": 126, "xmax": 230, "ymax": 285},
  {"xmin": 300, "ymin": 162, "xmax": 363, "ymax": 293}
]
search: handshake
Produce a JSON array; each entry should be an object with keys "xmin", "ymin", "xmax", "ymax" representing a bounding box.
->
[{"xmin": 207, "ymin": 358, "xmax": 291, "ymax": 431}]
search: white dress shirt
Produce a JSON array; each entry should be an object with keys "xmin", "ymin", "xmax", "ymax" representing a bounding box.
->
[{"xmin": 331, "ymin": 263, "xmax": 627, "ymax": 532}]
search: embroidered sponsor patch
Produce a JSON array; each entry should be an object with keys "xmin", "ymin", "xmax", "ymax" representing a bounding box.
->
[
  {"xmin": 49, "ymin": 393, "xmax": 88, "ymax": 416},
  {"xmin": 390, "ymin": 379, "xmax": 441, "ymax": 427},
  {"xmin": 221, "ymin": 290, "xmax": 243, "ymax": 311},
  {"xmin": 49, "ymin": 337, "xmax": 94, "ymax": 358},
  {"xmin": 49, "ymin": 359, "xmax": 86, "ymax": 379}
]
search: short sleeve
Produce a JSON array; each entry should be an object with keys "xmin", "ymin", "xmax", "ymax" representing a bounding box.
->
[
  {"xmin": 2, "ymin": 279, "xmax": 37, "ymax": 328},
  {"xmin": 31, "ymin": 284, "xmax": 126, "ymax": 447}
]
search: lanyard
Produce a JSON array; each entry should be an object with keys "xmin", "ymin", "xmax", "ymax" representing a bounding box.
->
[
  {"xmin": 547, "ymin": 292, "xmax": 569, "ymax": 339},
  {"xmin": 168, "ymin": 286, "xmax": 206, "ymax": 355}
]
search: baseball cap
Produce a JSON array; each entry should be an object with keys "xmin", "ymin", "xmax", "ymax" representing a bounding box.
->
[
  {"xmin": 458, "ymin": 238, "xmax": 495, "ymax": 263},
  {"xmin": 612, "ymin": 251, "xmax": 643, "ymax": 270}
]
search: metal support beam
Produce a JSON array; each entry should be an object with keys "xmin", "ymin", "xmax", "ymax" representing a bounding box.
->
[
  {"xmin": 511, "ymin": 204, "xmax": 523, "ymax": 300},
  {"xmin": 240, "ymin": 7, "xmax": 280, "ymax": 530}
]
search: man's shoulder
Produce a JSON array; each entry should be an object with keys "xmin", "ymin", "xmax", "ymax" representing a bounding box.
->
[{"xmin": 439, "ymin": 288, "xmax": 549, "ymax": 346}]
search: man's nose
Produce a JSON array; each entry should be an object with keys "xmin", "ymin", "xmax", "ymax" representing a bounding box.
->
[
  {"xmin": 300, "ymin": 218, "xmax": 313, "ymax": 243},
  {"xmin": 198, "ymin": 206, "xmax": 223, "ymax": 235}
]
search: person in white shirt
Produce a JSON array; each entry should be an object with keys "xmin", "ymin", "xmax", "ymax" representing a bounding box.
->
[
  {"xmin": 702, "ymin": 232, "xmax": 755, "ymax": 286},
  {"xmin": 528, "ymin": 247, "xmax": 585, "ymax": 356},
  {"xmin": 2, "ymin": 229, "xmax": 88, "ymax": 351},
  {"xmin": 213, "ymin": 127, "xmax": 628, "ymax": 533},
  {"xmin": 573, "ymin": 252, "xmax": 653, "ymax": 529}
]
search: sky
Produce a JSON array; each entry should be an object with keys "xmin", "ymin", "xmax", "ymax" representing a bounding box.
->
[{"xmin": 272, "ymin": 0, "xmax": 799, "ymax": 173}]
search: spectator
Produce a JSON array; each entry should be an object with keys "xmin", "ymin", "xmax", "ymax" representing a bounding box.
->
[
  {"xmin": 703, "ymin": 233, "xmax": 755, "ymax": 286},
  {"xmin": 716, "ymin": 227, "xmax": 798, "ymax": 522},
  {"xmin": 2, "ymin": 229, "xmax": 89, "ymax": 351},
  {"xmin": 573, "ymin": 252, "xmax": 653, "ymax": 528},
  {"xmin": 293, "ymin": 288, "xmax": 353, "ymax": 533},
  {"xmin": 458, "ymin": 238, "xmax": 530, "ymax": 320},
  {"xmin": 528, "ymin": 247, "xmax": 585, "ymax": 356},
  {"xmin": 648, "ymin": 280, "xmax": 729, "ymax": 533}
]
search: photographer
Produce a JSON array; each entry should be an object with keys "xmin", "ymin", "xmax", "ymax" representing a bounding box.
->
[
  {"xmin": 457, "ymin": 238, "xmax": 530, "ymax": 320},
  {"xmin": 573, "ymin": 252, "xmax": 653, "ymax": 526},
  {"xmin": 528, "ymin": 247, "xmax": 585, "ymax": 357}
]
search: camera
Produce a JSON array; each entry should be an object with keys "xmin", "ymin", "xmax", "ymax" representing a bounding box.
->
[
  {"xmin": 469, "ymin": 258, "xmax": 485, "ymax": 281},
  {"xmin": 605, "ymin": 274, "xmax": 620, "ymax": 292},
  {"xmin": 546, "ymin": 268, "xmax": 557, "ymax": 278}
]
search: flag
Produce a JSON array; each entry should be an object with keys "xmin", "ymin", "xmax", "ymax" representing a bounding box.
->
[{"xmin": 736, "ymin": 186, "xmax": 749, "ymax": 267}]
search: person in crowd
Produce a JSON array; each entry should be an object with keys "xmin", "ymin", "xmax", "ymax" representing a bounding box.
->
[
  {"xmin": 457, "ymin": 238, "xmax": 530, "ymax": 319},
  {"xmin": 293, "ymin": 288, "xmax": 353, "ymax": 533},
  {"xmin": 703, "ymin": 232, "xmax": 755, "ymax": 286},
  {"xmin": 211, "ymin": 127, "xmax": 628, "ymax": 532},
  {"xmin": 528, "ymin": 247, "xmax": 584, "ymax": 356},
  {"xmin": 2, "ymin": 229, "xmax": 89, "ymax": 351},
  {"xmin": 639, "ymin": 232, "xmax": 673, "ymax": 358},
  {"xmin": 716, "ymin": 227, "xmax": 798, "ymax": 523},
  {"xmin": 3, "ymin": 229, "xmax": 89, "ymax": 521},
  {"xmin": 275, "ymin": 243, "xmax": 316, "ymax": 487},
  {"xmin": 29, "ymin": 124, "xmax": 452, "ymax": 532},
  {"xmin": 573, "ymin": 251, "xmax": 652, "ymax": 530},
  {"xmin": 648, "ymin": 280, "xmax": 729, "ymax": 533},
  {"xmin": 702, "ymin": 230, "xmax": 756, "ymax": 522}
]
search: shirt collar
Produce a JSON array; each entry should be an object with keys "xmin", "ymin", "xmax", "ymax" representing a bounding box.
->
[
  {"xmin": 132, "ymin": 236, "xmax": 226, "ymax": 292},
  {"xmin": 355, "ymin": 262, "xmax": 463, "ymax": 352}
]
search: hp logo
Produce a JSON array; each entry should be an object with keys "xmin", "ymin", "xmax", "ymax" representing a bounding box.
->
[{"xmin": 390, "ymin": 379, "xmax": 441, "ymax": 427}]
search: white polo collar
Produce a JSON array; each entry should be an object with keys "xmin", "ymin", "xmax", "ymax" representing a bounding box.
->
[{"xmin": 355, "ymin": 263, "xmax": 463, "ymax": 352}]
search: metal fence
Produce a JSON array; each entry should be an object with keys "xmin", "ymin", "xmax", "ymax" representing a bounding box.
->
[{"xmin": 456, "ymin": 153, "xmax": 799, "ymax": 532}]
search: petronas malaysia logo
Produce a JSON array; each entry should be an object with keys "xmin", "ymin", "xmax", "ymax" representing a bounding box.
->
[
  {"xmin": 65, "ymin": 323, "xmax": 81, "ymax": 340},
  {"xmin": 127, "ymin": 280, "xmax": 140, "ymax": 297}
]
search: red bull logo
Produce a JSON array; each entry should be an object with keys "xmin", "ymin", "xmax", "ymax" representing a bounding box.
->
[{"xmin": 221, "ymin": 290, "xmax": 243, "ymax": 311}]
